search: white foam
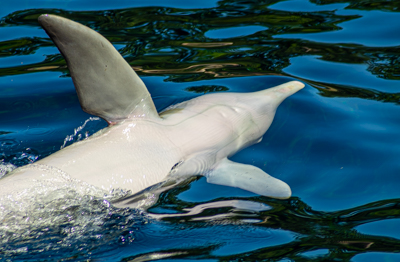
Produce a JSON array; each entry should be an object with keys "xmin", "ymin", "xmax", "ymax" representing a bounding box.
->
[{"xmin": 0, "ymin": 162, "xmax": 16, "ymax": 178}]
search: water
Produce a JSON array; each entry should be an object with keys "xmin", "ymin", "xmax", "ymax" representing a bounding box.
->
[{"xmin": 1, "ymin": 0, "xmax": 400, "ymax": 261}]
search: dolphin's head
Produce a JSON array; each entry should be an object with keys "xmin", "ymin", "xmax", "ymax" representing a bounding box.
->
[
  {"xmin": 242, "ymin": 80, "xmax": 304, "ymax": 136},
  {"xmin": 217, "ymin": 81, "xmax": 305, "ymax": 152},
  {"xmin": 161, "ymin": 80, "xmax": 304, "ymax": 156}
]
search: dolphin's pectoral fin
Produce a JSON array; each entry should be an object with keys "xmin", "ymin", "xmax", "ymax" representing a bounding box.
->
[
  {"xmin": 38, "ymin": 14, "xmax": 159, "ymax": 124},
  {"xmin": 206, "ymin": 158, "xmax": 291, "ymax": 199}
]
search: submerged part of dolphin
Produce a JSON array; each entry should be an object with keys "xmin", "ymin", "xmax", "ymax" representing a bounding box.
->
[{"xmin": 0, "ymin": 15, "xmax": 304, "ymax": 205}]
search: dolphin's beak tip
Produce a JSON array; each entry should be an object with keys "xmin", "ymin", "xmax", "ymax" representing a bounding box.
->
[{"xmin": 288, "ymin": 80, "xmax": 305, "ymax": 90}]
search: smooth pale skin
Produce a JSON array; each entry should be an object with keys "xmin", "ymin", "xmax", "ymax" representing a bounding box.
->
[{"xmin": 0, "ymin": 15, "xmax": 304, "ymax": 204}]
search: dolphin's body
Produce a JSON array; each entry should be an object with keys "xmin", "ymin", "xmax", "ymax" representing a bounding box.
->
[{"xmin": 0, "ymin": 15, "xmax": 304, "ymax": 204}]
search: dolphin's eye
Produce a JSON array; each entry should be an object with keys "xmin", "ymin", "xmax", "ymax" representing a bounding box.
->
[
  {"xmin": 169, "ymin": 161, "xmax": 184, "ymax": 175},
  {"xmin": 171, "ymin": 162, "xmax": 181, "ymax": 170}
]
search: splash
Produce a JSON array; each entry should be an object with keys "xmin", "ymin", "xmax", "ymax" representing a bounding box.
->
[
  {"xmin": 60, "ymin": 117, "xmax": 102, "ymax": 149},
  {"xmin": 0, "ymin": 168, "xmax": 150, "ymax": 260}
]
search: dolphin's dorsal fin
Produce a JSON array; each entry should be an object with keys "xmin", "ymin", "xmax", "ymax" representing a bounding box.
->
[
  {"xmin": 38, "ymin": 14, "xmax": 159, "ymax": 124},
  {"xmin": 206, "ymin": 159, "xmax": 291, "ymax": 199}
]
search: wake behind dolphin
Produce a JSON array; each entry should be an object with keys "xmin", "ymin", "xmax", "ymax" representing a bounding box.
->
[{"xmin": 0, "ymin": 15, "xmax": 304, "ymax": 207}]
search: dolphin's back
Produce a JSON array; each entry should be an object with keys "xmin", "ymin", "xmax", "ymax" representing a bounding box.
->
[{"xmin": 0, "ymin": 121, "xmax": 181, "ymax": 199}]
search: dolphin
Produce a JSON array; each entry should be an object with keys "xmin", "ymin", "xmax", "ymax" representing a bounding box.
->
[{"xmin": 0, "ymin": 15, "xmax": 304, "ymax": 206}]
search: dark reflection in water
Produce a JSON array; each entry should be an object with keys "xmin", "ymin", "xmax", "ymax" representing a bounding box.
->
[
  {"xmin": 311, "ymin": 0, "xmax": 400, "ymax": 12},
  {"xmin": 313, "ymin": 81, "xmax": 400, "ymax": 105},
  {"xmin": 1, "ymin": 2, "xmax": 400, "ymax": 88},
  {"xmin": 1, "ymin": 0, "xmax": 400, "ymax": 261},
  {"xmin": 0, "ymin": 2, "xmax": 398, "ymax": 83},
  {"xmin": 185, "ymin": 85, "xmax": 229, "ymax": 94},
  {"xmin": 141, "ymin": 183, "xmax": 400, "ymax": 261},
  {"xmin": 3, "ymin": 181, "xmax": 400, "ymax": 261}
]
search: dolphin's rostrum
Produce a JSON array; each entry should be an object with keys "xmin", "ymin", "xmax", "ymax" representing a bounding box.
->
[{"xmin": 0, "ymin": 15, "xmax": 304, "ymax": 205}]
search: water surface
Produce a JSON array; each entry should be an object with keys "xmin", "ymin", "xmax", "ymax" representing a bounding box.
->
[{"xmin": 1, "ymin": 0, "xmax": 400, "ymax": 261}]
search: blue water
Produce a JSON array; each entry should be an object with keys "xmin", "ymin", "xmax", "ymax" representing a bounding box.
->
[{"xmin": 2, "ymin": 0, "xmax": 400, "ymax": 261}]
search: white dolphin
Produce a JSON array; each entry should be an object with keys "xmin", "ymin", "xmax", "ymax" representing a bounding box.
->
[{"xmin": 0, "ymin": 15, "xmax": 304, "ymax": 205}]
